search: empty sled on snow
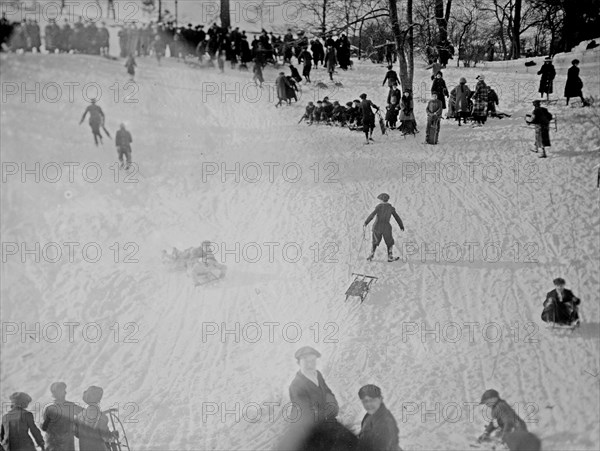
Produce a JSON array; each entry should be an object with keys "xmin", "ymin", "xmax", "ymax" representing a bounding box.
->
[{"xmin": 345, "ymin": 273, "xmax": 378, "ymax": 303}]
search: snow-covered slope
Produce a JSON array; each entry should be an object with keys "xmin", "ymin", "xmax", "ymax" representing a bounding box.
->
[{"xmin": 1, "ymin": 49, "xmax": 599, "ymax": 450}]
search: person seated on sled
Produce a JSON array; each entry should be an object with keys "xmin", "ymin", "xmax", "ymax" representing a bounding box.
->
[
  {"xmin": 300, "ymin": 102, "xmax": 315, "ymax": 124},
  {"xmin": 364, "ymin": 193, "xmax": 404, "ymax": 262},
  {"xmin": 312, "ymin": 101, "xmax": 324, "ymax": 124},
  {"xmin": 478, "ymin": 389, "xmax": 527, "ymax": 444},
  {"xmin": 322, "ymin": 97, "xmax": 334, "ymax": 123},
  {"xmin": 331, "ymin": 101, "xmax": 347, "ymax": 126},
  {"xmin": 541, "ymin": 277, "xmax": 581, "ymax": 326}
]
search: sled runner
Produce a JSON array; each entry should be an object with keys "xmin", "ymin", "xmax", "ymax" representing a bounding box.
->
[
  {"xmin": 376, "ymin": 111, "xmax": 387, "ymax": 135},
  {"xmin": 345, "ymin": 273, "xmax": 378, "ymax": 303},
  {"xmin": 105, "ymin": 408, "xmax": 131, "ymax": 451}
]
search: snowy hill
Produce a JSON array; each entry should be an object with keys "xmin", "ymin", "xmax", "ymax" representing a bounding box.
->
[{"xmin": 1, "ymin": 48, "xmax": 599, "ymax": 450}]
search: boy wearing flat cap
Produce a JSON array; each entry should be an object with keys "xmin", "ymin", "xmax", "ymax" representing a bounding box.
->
[
  {"xmin": 289, "ymin": 347, "xmax": 339, "ymax": 428},
  {"xmin": 364, "ymin": 193, "xmax": 404, "ymax": 262}
]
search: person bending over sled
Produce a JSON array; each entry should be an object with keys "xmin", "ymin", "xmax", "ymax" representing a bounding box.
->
[
  {"xmin": 478, "ymin": 389, "xmax": 527, "ymax": 445},
  {"xmin": 541, "ymin": 277, "xmax": 581, "ymax": 326},
  {"xmin": 364, "ymin": 193, "xmax": 404, "ymax": 262}
]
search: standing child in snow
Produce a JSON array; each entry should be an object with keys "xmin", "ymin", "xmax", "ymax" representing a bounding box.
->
[
  {"xmin": 364, "ymin": 193, "xmax": 404, "ymax": 262},
  {"xmin": 252, "ymin": 58, "xmax": 264, "ymax": 88},
  {"xmin": 382, "ymin": 65, "xmax": 399, "ymax": 88},
  {"xmin": 115, "ymin": 123, "xmax": 133, "ymax": 170},
  {"xmin": 526, "ymin": 100, "xmax": 552, "ymax": 158},
  {"xmin": 359, "ymin": 93, "xmax": 380, "ymax": 144},
  {"xmin": 125, "ymin": 54, "xmax": 136, "ymax": 81},
  {"xmin": 1, "ymin": 392, "xmax": 45, "ymax": 451},
  {"xmin": 425, "ymin": 92, "xmax": 443, "ymax": 144},
  {"xmin": 218, "ymin": 50, "xmax": 225, "ymax": 73},
  {"xmin": 399, "ymin": 89, "xmax": 418, "ymax": 136},
  {"xmin": 79, "ymin": 98, "xmax": 106, "ymax": 146}
]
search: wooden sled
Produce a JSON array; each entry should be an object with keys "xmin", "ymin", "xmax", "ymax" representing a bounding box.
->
[
  {"xmin": 105, "ymin": 408, "xmax": 131, "ymax": 451},
  {"xmin": 345, "ymin": 273, "xmax": 378, "ymax": 303},
  {"xmin": 524, "ymin": 114, "xmax": 558, "ymax": 131}
]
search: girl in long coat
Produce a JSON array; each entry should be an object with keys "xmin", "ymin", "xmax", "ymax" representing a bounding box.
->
[
  {"xmin": 425, "ymin": 93, "xmax": 443, "ymax": 144},
  {"xmin": 453, "ymin": 77, "xmax": 471, "ymax": 125},
  {"xmin": 564, "ymin": 59, "xmax": 587, "ymax": 106},
  {"xmin": 537, "ymin": 58, "xmax": 555, "ymax": 99},
  {"xmin": 325, "ymin": 46, "xmax": 336, "ymax": 81},
  {"xmin": 471, "ymin": 76, "xmax": 490, "ymax": 126},
  {"xmin": 430, "ymin": 71, "xmax": 448, "ymax": 109},
  {"xmin": 398, "ymin": 90, "xmax": 418, "ymax": 136}
]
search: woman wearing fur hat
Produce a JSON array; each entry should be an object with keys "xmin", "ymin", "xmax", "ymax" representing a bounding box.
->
[
  {"xmin": 74, "ymin": 386, "xmax": 113, "ymax": 451},
  {"xmin": 0, "ymin": 392, "xmax": 45, "ymax": 451},
  {"xmin": 364, "ymin": 193, "xmax": 404, "ymax": 262},
  {"xmin": 357, "ymin": 385, "xmax": 401, "ymax": 451}
]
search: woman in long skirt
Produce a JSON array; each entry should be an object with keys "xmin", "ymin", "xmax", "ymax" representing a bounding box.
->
[{"xmin": 398, "ymin": 90, "xmax": 418, "ymax": 135}]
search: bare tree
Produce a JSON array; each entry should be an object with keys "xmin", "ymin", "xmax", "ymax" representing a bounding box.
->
[
  {"xmin": 388, "ymin": 0, "xmax": 414, "ymax": 91},
  {"xmin": 221, "ymin": 0, "xmax": 230, "ymax": 29}
]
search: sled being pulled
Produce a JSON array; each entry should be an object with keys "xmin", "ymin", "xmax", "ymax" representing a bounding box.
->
[
  {"xmin": 105, "ymin": 408, "xmax": 131, "ymax": 451},
  {"xmin": 345, "ymin": 273, "xmax": 378, "ymax": 303},
  {"xmin": 162, "ymin": 242, "xmax": 227, "ymax": 286}
]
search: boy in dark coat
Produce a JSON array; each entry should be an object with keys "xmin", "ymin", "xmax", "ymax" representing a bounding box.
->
[
  {"xmin": 541, "ymin": 277, "xmax": 581, "ymax": 325},
  {"xmin": 41, "ymin": 382, "xmax": 83, "ymax": 451},
  {"xmin": 115, "ymin": 123, "xmax": 133, "ymax": 169},
  {"xmin": 79, "ymin": 98, "xmax": 105, "ymax": 146},
  {"xmin": 1, "ymin": 392, "xmax": 44, "ymax": 451},
  {"xmin": 526, "ymin": 100, "xmax": 552, "ymax": 158},
  {"xmin": 537, "ymin": 57, "xmax": 555, "ymax": 100},
  {"xmin": 382, "ymin": 65, "xmax": 399, "ymax": 88},
  {"xmin": 430, "ymin": 71, "xmax": 448, "ymax": 109},
  {"xmin": 289, "ymin": 347, "xmax": 338, "ymax": 428},
  {"xmin": 360, "ymin": 93, "xmax": 379, "ymax": 143},
  {"xmin": 364, "ymin": 193, "xmax": 404, "ymax": 262},
  {"xmin": 471, "ymin": 75, "xmax": 489, "ymax": 126},
  {"xmin": 299, "ymin": 48, "xmax": 312, "ymax": 83},
  {"xmin": 357, "ymin": 385, "xmax": 401, "ymax": 451},
  {"xmin": 478, "ymin": 389, "xmax": 527, "ymax": 444}
]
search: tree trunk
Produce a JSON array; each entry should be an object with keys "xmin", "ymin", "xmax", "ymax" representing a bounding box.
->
[
  {"xmin": 322, "ymin": 0, "xmax": 328, "ymax": 36},
  {"xmin": 220, "ymin": 0, "xmax": 230, "ymax": 29},
  {"xmin": 512, "ymin": 0, "xmax": 522, "ymax": 58},
  {"xmin": 444, "ymin": 0, "xmax": 452, "ymax": 22},
  {"xmin": 388, "ymin": 0, "xmax": 413, "ymax": 92},
  {"xmin": 435, "ymin": 0, "xmax": 447, "ymax": 42}
]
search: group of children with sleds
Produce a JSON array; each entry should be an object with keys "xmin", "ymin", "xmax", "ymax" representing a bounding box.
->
[{"xmin": 1, "ymin": 383, "xmax": 120, "ymax": 451}]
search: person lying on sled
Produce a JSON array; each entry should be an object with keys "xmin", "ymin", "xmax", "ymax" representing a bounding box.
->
[{"xmin": 541, "ymin": 277, "xmax": 581, "ymax": 326}]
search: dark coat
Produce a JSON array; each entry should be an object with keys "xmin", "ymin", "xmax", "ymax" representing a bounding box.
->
[
  {"xmin": 454, "ymin": 84, "xmax": 471, "ymax": 113},
  {"xmin": 564, "ymin": 65, "xmax": 583, "ymax": 98},
  {"xmin": 1, "ymin": 407, "xmax": 44, "ymax": 451},
  {"xmin": 472, "ymin": 81, "xmax": 489, "ymax": 117},
  {"xmin": 289, "ymin": 370, "xmax": 338, "ymax": 425},
  {"xmin": 399, "ymin": 96, "xmax": 414, "ymax": 121},
  {"xmin": 430, "ymin": 78, "xmax": 448, "ymax": 109},
  {"xmin": 115, "ymin": 129, "xmax": 132, "ymax": 149},
  {"xmin": 74, "ymin": 408, "xmax": 111, "ymax": 451},
  {"xmin": 484, "ymin": 399, "xmax": 527, "ymax": 440},
  {"xmin": 537, "ymin": 62, "xmax": 555, "ymax": 94},
  {"xmin": 365, "ymin": 202, "xmax": 404, "ymax": 232},
  {"xmin": 541, "ymin": 288, "xmax": 580, "ymax": 324},
  {"xmin": 358, "ymin": 403, "xmax": 401, "ymax": 451},
  {"xmin": 41, "ymin": 401, "xmax": 83, "ymax": 451},
  {"xmin": 387, "ymin": 88, "xmax": 401, "ymax": 107},
  {"xmin": 275, "ymin": 74, "xmax": 291, "ymax": 100},
  {"xmin": 383, "ymin": 70, "xmax": 399, "ymax": 87},
  {"xmin": 325, "ymin": 48, "xmax": 337, "ymax": 72},
  {"xmin": 81, "ymin": 104, "xmax": 104, "ymax": 126}
]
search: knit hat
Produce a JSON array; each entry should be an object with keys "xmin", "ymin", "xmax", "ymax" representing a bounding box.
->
[
  {"xmin": 10, "ymin": 392, "xmax": 32, "ymax": 408},
  {"xmin": 377, "ymin": 193, "xmax": 390, "ymax": 202},
  {"xmin": 480, "ymin": 389, "xmax": 499, "ymax": 404},
  {"xmin": 82, "ymin": 386, "xmax": 104, "ymax": 405},
  {"xmin": 476, "ymin": 74, "xmax": 485, "ymax": 81},
  {"xmin": 459, "ymin": 77, "xmax": 466, "ymax": 83},
  {"xmin": 358, "ymin": 384, "xmax": 382, "ymax": 399}
]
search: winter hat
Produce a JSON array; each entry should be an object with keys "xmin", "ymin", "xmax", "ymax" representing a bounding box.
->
[
  {"xmin": 476, "ymin": 75, "xmax": 485, "ymax": 81},
  {"xmin": 504, "ymin": 432, "xmax": 542, "ymax": 451},
  {"xmin": 358, "ymin": 384, "xmax": 382, "ymax": 399},
  {"xmin": 436, "ymin": 70, "xmax": 443, "ymax": 77},
  {"xmin": 544, "ymin": 57, "xmax": 552, "ymax": 62},
  {"xmin": 323, "ymin": 96, "xmax": 329, "ymax": 102},
  {"xmin": 377, "ymin": 193, "xmax": 390, "ymax": 202},
  {"xmin": 572, "ymin": 59, "xmax": 580, "ymax": 65},
  {"xmin": 10, "ymin": 392, "xmax": 32, "ymax": 408},
  {"xmin": 553, "ymin": 277, "xmax": 566, "ymax": 286},
  {"xmin": 50, "ymin": 382, "xmax": 67, "ymax": 397},
  {"xmin": 480, "ymin": 389, "xmax": 499, "ymax": 404},
  {"xmin": 308, "ymin": 101, "xmax": 314, "ymax": 106},
  {"xmin": 346, "ymin": 102, "xmax": 353, "ymax": 107},
  {"xmin": 459, "ymin": 77, "xmax": 466, "ymax": 83},
  {"xmin": 359, "ymin": 93, "xmax": 367, "ymax": 99},
  {"xmin": 294, "ymin": 346, "xmax": 321, "ymax": 361},
  {"xmin": 387, "ymin": 65, "xmax": 393, "ymax": 69},
  {"xmin": 83, "ymin": 386, "xmax": 104, "ymax": 405}
]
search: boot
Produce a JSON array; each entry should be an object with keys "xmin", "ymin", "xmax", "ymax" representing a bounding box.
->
[{"xmin": 387, "ymin": 250, "xmax": 396, "ymax": 262}]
